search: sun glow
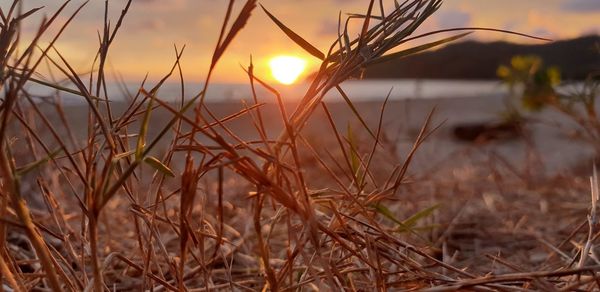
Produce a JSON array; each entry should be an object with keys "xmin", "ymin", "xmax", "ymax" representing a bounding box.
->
[{"xmin": 269, "ymin": 56, "xmax": 306, "ymax": 85}]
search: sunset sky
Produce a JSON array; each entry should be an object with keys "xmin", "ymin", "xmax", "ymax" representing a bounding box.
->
[{"xmin": 16, "ymin": 0, "xmax": 600, "ymax": 83}]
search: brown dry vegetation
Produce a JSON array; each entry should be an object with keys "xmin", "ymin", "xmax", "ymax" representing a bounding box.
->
[{"xmin": 0, "ymin": 0, "xmax": 599, "ymax": 291}]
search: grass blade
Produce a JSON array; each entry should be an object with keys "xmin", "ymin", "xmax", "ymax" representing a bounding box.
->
[
  {"xmin": 260, "ymin": 4, "xmax": 325, "ymax": 60},
  {"xmin": 347, "ymin": 123, "xmax": 360, "ymax": 177},
  {"xmin": 371, "ymin": 203, "xmax": 436, "ymax": 241},
  {"xmin": 371, "ymin": 32, "xmax": 472, "ymax": 65},
  {"xmin": 113, "ymin": 149, "xmax": 136, "ymax": 161},
  {"xmin": 136, "ymin": 91, "xmax": 154, "ymax": 160},
  {"xmin": 400, "ymin": 203, "xmax": 440, "ymax": 231},
  {"xmin": 213, "ymin": 0, "xmax": 257, "ymax": 67},
  {"xmin": 336, "ymin": 85, "xmax": 378, "ymax": 141},
  {"xmin": 15, "ymin": 148, "xmax": 62, "ymax": 176},
  {"xmin": 143, "ymin": 156, "xmax": 175, "ymax": 177},
  {"xmin": 371, "ymin": 203, "xmax": 411, "ymax": 229}
]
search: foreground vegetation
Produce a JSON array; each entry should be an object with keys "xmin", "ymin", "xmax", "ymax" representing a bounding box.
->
[{"xmin": 0, "ymin": 0, "xmax": 598, "ymax": 291}]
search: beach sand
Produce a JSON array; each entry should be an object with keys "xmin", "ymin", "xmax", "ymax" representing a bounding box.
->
[
  {"xmin": 37, "ymin": 94, "xmax": 596, "ymax": 178},
  {"xmin": 17, "ymin": 94, "xmax": 596, "ymax": 273}
]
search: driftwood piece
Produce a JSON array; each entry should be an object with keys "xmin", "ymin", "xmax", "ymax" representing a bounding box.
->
[{"xmin": 453, "ymin": 121, "xmax": 522, "ymax": 142}]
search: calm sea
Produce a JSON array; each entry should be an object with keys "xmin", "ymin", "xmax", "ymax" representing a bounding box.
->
[{"xmin": 24, "ymin": 79, "xmax": 584, "ymax": 104}]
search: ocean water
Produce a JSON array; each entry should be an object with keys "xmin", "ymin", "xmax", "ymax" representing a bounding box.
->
[{"xmin": 23, "ymin": 79, "xmax": 585, "ymax": 104}]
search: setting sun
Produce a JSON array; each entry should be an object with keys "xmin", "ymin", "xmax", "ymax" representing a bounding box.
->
[{"xmin": 269, "ymin": 55, "xmax": 306, "ymax": 85}]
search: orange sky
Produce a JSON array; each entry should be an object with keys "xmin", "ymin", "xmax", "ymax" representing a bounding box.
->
[{"xmin": 15, "ymin": 0, "xmax": 600, "ymax": 84}]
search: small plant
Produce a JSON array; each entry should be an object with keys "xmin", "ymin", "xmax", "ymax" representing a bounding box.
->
[
  {"xmin": 498, "ymin": 53, "xmax": 600, "ymax": 153},
  {"xmin": 498, "ymin": 55, "xmax": 562, "ymax": 111}
]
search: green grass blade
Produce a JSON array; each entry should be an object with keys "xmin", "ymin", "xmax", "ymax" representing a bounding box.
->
[
  {"xmin": 371, "ymin": 32, "xmax": 472, "ymax": 65},
  {"xmin": 399, "ymin": 203, "xmax": 440, "ymax": 231},
  {"xmin": 371, "ymin": 204, "xmax": 413, "ymax": 230},
  {"xmin": 371, "ymin": 203, "xmax": 436, "ymax": 241},
  {"xmin": 261, "ymin": 4, "xmax": 325, "ymax": 60},
  {"xmin": 347, "ymin": 123, "xmax": 360, "ymax": 177},
  {"xmin": 113, "ymin": 149, "xmax": 135, "ymax": 161},
  {"xmin": 136, "ymin": 93, "xmax": 154, "ymax": 160},
  {"xmin": 16, "ymin": 148, "xmax": 62, "ymax": 176},
  {"xmin": 143, "ymin": 156, "xmax": 175, "ymax": 177},
  {"xmin": 336, "ymin": 85, "xmax": 377, "ymax": 141}
]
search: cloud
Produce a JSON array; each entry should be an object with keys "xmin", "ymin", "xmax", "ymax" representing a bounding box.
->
[
  {"xmin": 436, "ymin": 10, "xmax": 472, "ymax": 28},
  {"xmin": 561, "ymin": 0, "xmax": 600, "ymax": 12}
]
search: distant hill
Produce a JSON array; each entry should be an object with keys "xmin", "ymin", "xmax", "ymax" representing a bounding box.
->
[{"xmin": 364, "ymin": 35, "xmax": 600, "ymax": 80}]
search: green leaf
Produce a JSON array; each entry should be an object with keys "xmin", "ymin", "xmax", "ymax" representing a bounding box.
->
[
  {"xmin": 371, "ymin": 203, "xmax": 440, "ymax": 233},
  {"xmin": 113, "ymin": 150, "xmax": 136, "ymax": 161},
  {"xmin": 336, "ymin": 85, "xmax": 377, "ymax": 141},
  {"xmin": 370, "ymin": 32, "xmax": 472, "ymax": 65},
  {"xmin": 372, "ymin": 203, "xmax": 405, "ymax": 226},
  {"xmin": 16, "ymin": 149, "xmax": 62, "ymax": 176},
  {"xmin": 261, "ymin": 4, "xmax": 325, "ymax": 60},
  {"xmin": 136, "ymin": 94, "xmax": 154, "ymax": 160},
  {"xmin": 347, "ymin": 123, "xmax": 360, "ymax": 177},
  {"xmin": 400, "ymin": 203, "xmax": 440, "ymax": 230},
  {"xmin": 143, "ymin": 156, "xmax": 175, "ymax": 177}
]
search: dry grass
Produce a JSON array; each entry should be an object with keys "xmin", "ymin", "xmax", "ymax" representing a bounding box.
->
[{"xmin": 0, "ymin": 0, "xmax": 598, "ymax": 291}]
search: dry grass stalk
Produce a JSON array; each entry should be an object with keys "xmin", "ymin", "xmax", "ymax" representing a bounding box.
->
[{"xmin": 0, "ymin": 0, "xmax": 597, "ymax": 291}]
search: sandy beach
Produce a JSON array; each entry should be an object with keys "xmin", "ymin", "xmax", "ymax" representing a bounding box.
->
[
  {"xmin": 45, "ymin": 94, "xmax": 597, "ymax": 178},
  {"xmin": 3, "ymin": 0, "xmax": 598, "ymax": 289},
  {"xmin": 8, "ymin": 91, "xmax": 594, "ymax": 281}
]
